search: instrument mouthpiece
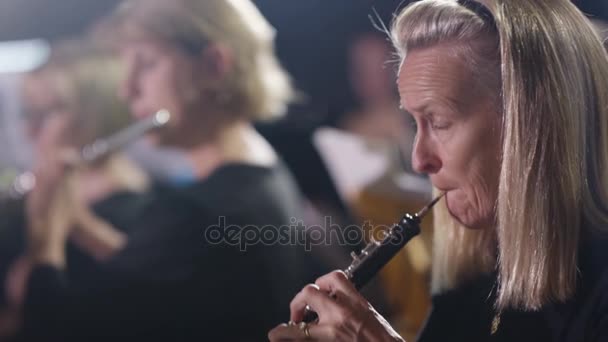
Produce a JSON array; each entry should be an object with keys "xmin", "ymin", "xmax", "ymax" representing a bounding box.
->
[{"xmin": 415, "ymin": 192, "xmax": 446, "ymax": 219}]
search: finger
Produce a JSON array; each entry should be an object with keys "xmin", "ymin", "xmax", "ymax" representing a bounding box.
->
[
  {"xmin": 315, "ymin": 271, "xmax": 359, "ymax": 299},
  {"xmin": 35, "ymin": 148, "xmax": 76, "ymax": 188},
  {"xmin": 302, "ymin": 324, "xmax": 341, "ymax": 342},
  {"xmin": 33, "ymin": 162, "xmax": 65, "ymax": 200},
  {"xmin": 289, "ymin": 284, "xmax": 339, "ymax": 323},
  {"xmin": 27, "ymin": 161, "xmax": 71, "ymax": 222},
  {"xmin": 268, "ymin": 323, "xmax": 298, "ymax": 341},
  {"xmin": 36, "ymin": 114, "xmax": 70, "ymax": 151},
  {"xmin": 59, "ymin": 148, "xmax": 81, "ymax": 168},
  {"xmin": 268, "ymin": 323, "xmax": 339, "ymax": 342}
]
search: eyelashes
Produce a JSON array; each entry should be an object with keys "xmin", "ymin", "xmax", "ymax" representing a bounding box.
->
[
  {"xmin": 399, "ymin": 105, "xmax": 452, "ymax": 132},
  {"xmin": 430, "ymin": 120, "xmax": 452, "ymax": 130},
  {"xmin": 406, "ymin": 113, "xmax": 450, "ymax": 133}
]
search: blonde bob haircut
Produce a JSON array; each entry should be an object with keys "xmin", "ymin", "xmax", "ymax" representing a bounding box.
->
[
  {"xmin": 391, "ymin": 0, "xmax": 608, "ymax": 311},
  {"xmin": 113, "ymin": 0, "xmax": 295, "ymax": 121}
]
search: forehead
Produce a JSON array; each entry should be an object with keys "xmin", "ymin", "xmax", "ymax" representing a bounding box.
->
[
  {"xmin": 119, "ymin": 22, "xmax": 168, "ymax": 52},
  {"xmin": 398, "ymin": 45, "xmax": 477, "ymax": 112},
  {"xmin": 118, "ymin": 35, "xmax": 186, "ymax": 66}
]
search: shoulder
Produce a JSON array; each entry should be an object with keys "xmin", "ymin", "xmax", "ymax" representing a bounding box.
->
[{"xmin": 192, "ymin": 162, "xmax": 302, "ymax": 216}]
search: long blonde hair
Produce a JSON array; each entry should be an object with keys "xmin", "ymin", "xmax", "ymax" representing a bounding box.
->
[
  {"xmin": 392, "ymin": 0, "xmax": 608, "ymax": 311},
  {"xmin": 113, "ymin": 0, "xmax": 295, "ymax": 121}
]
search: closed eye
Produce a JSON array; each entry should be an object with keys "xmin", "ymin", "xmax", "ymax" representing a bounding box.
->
[
  {"xmin": 424, "ymin": 112, "xmax": 452, "ymax": 131},
  {"xmin": 430, "ymin": 121, "xmax": 451, "ymax": 130}
]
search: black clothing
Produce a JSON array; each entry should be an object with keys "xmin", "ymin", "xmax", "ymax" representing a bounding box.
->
[
  {"xmin": 418, "ymin": 229, "xmax": 608, "ymax": 342},
  {"xmin": 0, "ymin": 191, "xmax": 146, "ymax": 308},
  {"xmin": 21, "ymin": 163, "xmax": 319, "ymax": 341}
]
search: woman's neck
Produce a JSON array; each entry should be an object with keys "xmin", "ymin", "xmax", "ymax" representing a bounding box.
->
[{"xmin": 185, "ymin": 121, "xmax": 277, "ymax": 181}]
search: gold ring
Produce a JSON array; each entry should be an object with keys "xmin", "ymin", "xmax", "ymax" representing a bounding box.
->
[
  {"xmin": 304, "ymin": 325, "xmax": 311, "ymax": 339},
  {"xmin": 299, "ymin": 322, "xmax": 311, "ymax": 339}
]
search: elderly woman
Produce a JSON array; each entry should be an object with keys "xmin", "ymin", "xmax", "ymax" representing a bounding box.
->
[
  {"xmin": 270, "ymin": 0, "xmax": 608, "ymax": 341},
  {"xmin": 21, "ymin": 0, "xmax": 321, "ymax": 340}
]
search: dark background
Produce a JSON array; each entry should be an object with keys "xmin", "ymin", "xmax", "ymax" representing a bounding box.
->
[{"xmin": 0, "ymin": 0, "xmax": 605, "ymax": 123}]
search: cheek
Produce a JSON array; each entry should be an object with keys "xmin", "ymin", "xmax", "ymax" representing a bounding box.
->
[
  {"xmin": 163, "ymin": 65, "xmax": 199, "ymax": 108},
  {"xmin": 437, "ymin": 120, "xmax": 501, "ymax": 228},
  {"xmin": 445, "ymin": 153, "xmax": 498, "ymax": 226},
  {"xmin": 439, "ymin": 114, "xmax": 501, "ymax": 184},
  {"xmin": 141, "ymin": 67, "xmax": 186, "ymax": 111},
  {"xmin": 149, "ymin": 67, "xmax": 179, "ymax": 97}
]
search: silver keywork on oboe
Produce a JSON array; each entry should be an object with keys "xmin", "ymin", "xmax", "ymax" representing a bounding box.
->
[{"xmin": 302, "ymin": 192, "xmax": 445, "ymax": 323}]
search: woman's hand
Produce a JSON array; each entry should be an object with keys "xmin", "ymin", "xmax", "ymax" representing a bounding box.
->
[
  {"xmin": 69, "ymin": 204, "xmax": 128, "ymax": 261},
  {"xmin": 25, "ymin": 114, "xmax": 79, "ymax": 268},
  {"xmin": 268, "ymin": 271, "xmax": 405, "ymax": 342}
]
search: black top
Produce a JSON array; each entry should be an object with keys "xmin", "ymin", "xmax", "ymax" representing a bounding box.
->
[
  {"xmin": 418, "ymin": 229, "xmax": 608, "ymax": 342},
  {"xmin": 0, "ymin": 191, "xmax": 146, "ymax": 308},
  {"xmin": 20, "ymin": 163, "xmax": 319, "ymax": 341}
]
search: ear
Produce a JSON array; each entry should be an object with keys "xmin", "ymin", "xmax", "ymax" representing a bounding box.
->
[{"xmin": 197, "ymin": 44, "xmax": 234, "ymax": 82}]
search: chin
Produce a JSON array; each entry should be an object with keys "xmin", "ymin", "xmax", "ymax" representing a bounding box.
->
[
  {"xmin": 449, "ymin": 213, "xmax": 488, "ymax": 230},
  {"xmin": 145, "ymin": 120, "xmax": 183, "ymax": 147},
  {"xmin": 157, "ymin": 131, "xmax": 192, "ymax": 149},
  {"xmin": 445, "ymin": 193, "xmax": 491, "ymax": 230}
]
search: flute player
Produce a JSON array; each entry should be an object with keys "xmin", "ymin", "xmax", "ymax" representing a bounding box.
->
[
  {"xmin": 270, "ymin": 0, "xmax": 608, "ymax": 341},
  {"xmin": 0, "ymin": 39, "xmax": 150, "ymax": 339},
  {"xmin": 18, "ymin": 0, "xmax": 323, "ymax": 340}
]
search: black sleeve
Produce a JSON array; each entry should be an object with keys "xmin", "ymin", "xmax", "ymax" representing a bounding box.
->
[
  {"xmin": 417, "ymin": 295, "xmax": 492, "ymax": 341},
  {"xmin": 589, "ymin": 273, "xmax": 608, "ymax": 342},
  {"xmin": 22, "ymin": 264, "xmax": 203, "ymax": 341},
  {"xmin": 19, "ymin": 208, "xmax": 285, "ymax": 341},
  {"xmin": 19, "ymin": 200, "xmax": 206, "ymax": 341},
  {"xmin": 21, "ymin": 265, "xmax": 69, "ymax": 341},
  {"xmin": 593, "ymin": 317, "xmax": 608, "ymax": 342},
  {"xmin": 416, "ymin": 276, "xmax": 496, "ymax": 342}
]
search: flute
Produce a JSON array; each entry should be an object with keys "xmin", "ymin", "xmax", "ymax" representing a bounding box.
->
[
  {"xmin": 302, "ymin": 192, "xmax": 445, "ymax": 323},
  {"xmin": 2, "ymin": 109, "xmax": 171, "ymax": 200}
]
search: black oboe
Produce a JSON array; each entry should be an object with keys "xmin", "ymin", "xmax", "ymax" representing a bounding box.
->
[{"xmin": 302, "ymin": 193, "xmax": 445, "ymax": 323}]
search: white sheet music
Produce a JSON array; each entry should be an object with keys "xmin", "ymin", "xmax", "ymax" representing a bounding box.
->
[{"xmin": 313, "ymin": 127, "xmax": 431, "ymax": 203}]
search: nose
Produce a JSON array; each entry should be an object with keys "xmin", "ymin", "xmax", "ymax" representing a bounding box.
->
[{"xmin": 411, "ymin": 133, "xmax": 442, "ymax": 175}]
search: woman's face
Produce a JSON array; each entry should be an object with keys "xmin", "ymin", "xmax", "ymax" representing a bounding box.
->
[
  {"xmin": 119, "ymin": 33, "xmax": 207, "ymax": 147},
  {"xmin": 398, "ymin": 44, "xmax": 502, "ymax": 230}
]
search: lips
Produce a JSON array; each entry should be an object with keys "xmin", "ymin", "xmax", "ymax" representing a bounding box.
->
[
  {"xmin": 430, "ymin": 181, "xmax": 453, "ymax": 193},
  {"xmin": 131, "ymin": 107, "xmax": 152, "ymax": 120},
  {"xmin": 428, "ymin": 175, "xmax": 455, "ymax": 191}
]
